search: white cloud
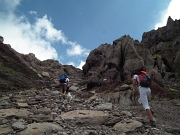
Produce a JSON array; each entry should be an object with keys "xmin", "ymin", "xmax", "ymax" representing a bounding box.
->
[
  {"xmin": 77, "ymin": 60, "xmax": 85, "ymax": 70},
  {"xmin": 29, "ymin": 11, "xmax": 37, "ymax": 15},
  {"xmin": 0, "ymin": 12, "xmax": 58, "ymax": 60},
  {"xmin": 0, "ymin": 0, "xmax": 89, "ymax": 65},
  {"xmin": 67, "ymin": 41, "xmax": 90, "ymax": 56},
  {"xmin": 155, "ymin": 0, "xmax": 180, "ymax": 29},
  {"xmin": 34, "ymin": 15, "xmax": 67, "ymax": 43},
  {"xmin": 65, "ymin": 60, "xmax": 85, "ymax": 70}
]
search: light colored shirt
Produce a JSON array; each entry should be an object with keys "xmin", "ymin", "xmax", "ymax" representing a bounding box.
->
[
  {"xmin": 65, "ymin": 78, "xmax": 69, "ymax": 84},
  {"xmin": 133, "ymin": 74, "xmax": 139, "ymax": 85}
]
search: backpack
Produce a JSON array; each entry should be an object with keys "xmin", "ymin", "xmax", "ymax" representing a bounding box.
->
[
  {"xmin": 138, "ymin": 71, "xmax": 151, "ymax": 87},
  {"xmin": 59, "ymin": 75, "xmax": 67, "ymax": 83}
]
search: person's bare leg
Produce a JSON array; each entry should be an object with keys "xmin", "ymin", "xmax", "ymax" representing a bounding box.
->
[
  {"xmin": 59, "ymin": 84, "xmax": 63, "ymax": 96},
  {"xmin": 146, "ymin": 109, "xmax": 153, "ymax": 120},
  {"xmin": 63, "ymin": 87, "xmax": 67, "ymax": 95},
  {"xmin": 146, "ymin": 109, "xmax": 156, "ymax": 127},
  {"xmin": 59, "ymin": 90, "xmax": 62, "ymax": 96}
]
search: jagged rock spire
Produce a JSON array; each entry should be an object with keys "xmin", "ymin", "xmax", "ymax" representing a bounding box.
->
[
  {"xmin": 167, "ymin": 16, "xmax": 174, "ymax": 26},
  {"xmin": 0, "ymin": 35, "xmax": 4, "ymax": 43}
]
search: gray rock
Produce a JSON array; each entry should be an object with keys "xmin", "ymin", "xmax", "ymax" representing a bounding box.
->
[
  {"xmin": 113, "ymin": 119, "xmax": 143, "ymax": 133},
  {"xmin": 18, "ymin": 122, "xmax": 62, "ymax": 135},
  {"xmin": 96, "ymin": 103, "xmax": 112, "ymax": 111},
  {"xmin": 12, "ymin": 119, "xmax": 27, "ymax": 130},
  {"xmin": 61, "ymin": 110, "xmax": 109, "ymax": 126}
]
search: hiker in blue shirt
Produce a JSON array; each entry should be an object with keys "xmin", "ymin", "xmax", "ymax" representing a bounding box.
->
[{"xmin": 59, "ymin": 74, "xmax": 69, "ymax": 98}]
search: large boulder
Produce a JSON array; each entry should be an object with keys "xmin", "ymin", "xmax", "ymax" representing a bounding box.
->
[
  {"xmin": 61, "ymin": 110, "xmax": 109, "ymax": 126},
  {"xmin": 18, "ymin": 123, "xmax": 62, "ymax": 135}
]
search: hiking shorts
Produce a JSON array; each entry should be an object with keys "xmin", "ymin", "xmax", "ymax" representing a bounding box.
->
[
  {"xmin": 138, "ymin": 86, "xmax": 151, "ymax": 110},
  {"xmin": 60, "ymin": 83, "xmax": 68, "ymax": 93}
]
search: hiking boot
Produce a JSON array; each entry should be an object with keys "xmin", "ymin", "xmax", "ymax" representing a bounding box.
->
[
  {"xmin": 150, "ymin": 120, "xmax": 156, "ymax": 127},
  {"xmin": 59, "ymin": 95, "xmax": 64, "ymax": 99},
  {"xmin": 62, "ymin": 94, "xmax": 66, "ymax": 99}
]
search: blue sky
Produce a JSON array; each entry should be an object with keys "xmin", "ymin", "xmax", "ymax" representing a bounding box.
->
[{"xmin": 0, "ymin": 0, "xmax": 180, "ymax": 69}]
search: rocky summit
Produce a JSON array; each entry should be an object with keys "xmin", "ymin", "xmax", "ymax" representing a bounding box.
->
[{"xmin": 0, "ymin": 17, "xmax": 180, "ymax": 135}]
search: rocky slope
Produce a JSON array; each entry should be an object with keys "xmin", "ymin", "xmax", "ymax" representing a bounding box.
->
[
  {"xmin": 0, "ymin": 43, "xmax": 40, "ymax": 91},
  {"xmin": 0, "ymin": 42, "xmax": 84, "ymax": 92},
  {"xmin": 0, "ymin": 85, "xmax": 180, "ymax": 135}
]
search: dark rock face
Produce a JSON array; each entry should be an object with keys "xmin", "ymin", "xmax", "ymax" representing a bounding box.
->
[
  {"xmin": 83, "ymin": 35, "xmax": 154, "ymax": 92},
  {"xmin": 142, "ymin": 16, "xmax": 180, "ymax": 49},
  {"xmin": 0, "ymin": 35, "xmax": 3, "ymax": 43},
  {"xmin": 142, "ymin": 16, "xmax": 180, "ymax": 76},
  {"xmin": 0, "ymin": 43, "xmax": 40, "ymax": 91}
]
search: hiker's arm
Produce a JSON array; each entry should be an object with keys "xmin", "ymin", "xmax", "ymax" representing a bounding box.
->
[
  {"xmin": 132, "ymin": 79, "xmax": 138, "ymax": 90},
  {"xmin": 66, "ymin": 78, "xmax": 69, "ymax": 85}
]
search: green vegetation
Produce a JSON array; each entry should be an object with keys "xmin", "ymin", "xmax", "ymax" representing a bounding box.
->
[
  {"xmin": 153, "ymin": 53, "xmax": 161, "ymax": 57},
  {"xmin": 36, "ymin": 85, "xmax": 41, "ymax": 90},
  {"xmin": 165, "ymin": 41, "xmax": 173, "ymax": 48},
  {"xmin": 170, "ymin": 88, "xmax": 178, "ymax": 93},
  {"xmin": 23, "ymin": 88, "xmax": 27, "ymax": 91},
  {"xmin": 38, "ymin": 71, "xmax": 42, "ymax": 75},
  {"xmin": 175, "ymin": 102, "xmax": 180, "ymax": 107},
  {"xmin": 0, "ymin": 64, "xmax": 16, "ymax": 74}
]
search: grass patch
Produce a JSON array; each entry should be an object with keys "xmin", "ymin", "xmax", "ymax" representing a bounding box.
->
[
  {"xmin": 36, "ymin": 85, "xmax": 41, "ymax": 90},
  {"xmin": 170, "ymin": 88, "xmax": 178, "ymax": 93},
  {"xmin": 38, "ymin": 71, "xmax": 42, "ymax": 75},
  {"xmin": 23, "ymin": 88, "xmax": 27, "ymax": 91},
  {"xmin": 153, "ymin": 54, "xmax": 161, "ymax": 57},
  {"xmin": 165, "ymin": 41, "xmax": 173, "ymax": 48},
  {"xmin": 0, "ymin": 64, "xmax": 16, "ymax": 74}
]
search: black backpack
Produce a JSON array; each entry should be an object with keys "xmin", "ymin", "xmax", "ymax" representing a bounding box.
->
[
  {"xmin": 59, "ymin": 75, "xmax": 67, "ymax": 83},
  {"xmin": 138, "ymin": 71, "xmax": 151, "ymax": 87}
]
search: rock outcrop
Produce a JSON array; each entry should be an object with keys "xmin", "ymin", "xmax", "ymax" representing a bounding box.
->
[
  {"xmin": 83, "ymin": 35, "xmax": 158, "ymax": 93},
  {"xmin": 142, "ymin": 16, "xmax": 180, "ymax": 49},
  {"xmin": 0, "ymin": 35, "xmax": 3, "ymax": 43},
  {"xmin": 142, "ymin": 16, "xmax": 180, "ymax": 76}
]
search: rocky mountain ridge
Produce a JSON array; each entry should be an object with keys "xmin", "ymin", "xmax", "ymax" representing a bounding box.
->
[
  {"xmin": 1, "ymin": 16, "xmax": 180, "ymax": 96},
  {"xmin": 0, "ymin": 16, "xmax": 180, "ymax": 135}
]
